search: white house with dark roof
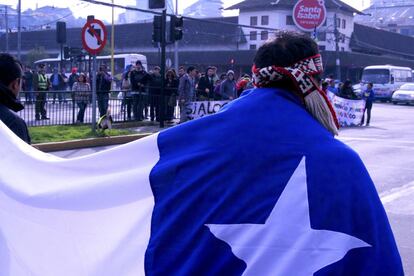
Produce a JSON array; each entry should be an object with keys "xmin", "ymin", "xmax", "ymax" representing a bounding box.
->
[{"xmin": 226, "ymin": 0, "xmax": 361, "ymax": 52}]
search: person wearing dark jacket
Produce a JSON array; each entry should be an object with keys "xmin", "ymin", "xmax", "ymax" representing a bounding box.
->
[
  {"xmin": 96, "ymin": 64, "xmax": 112, "ymax": 117},
  {"xmin": 165, "ymin": 69, "xmax": 179, "ymax": 121},
  {"xmin": 219, "ymin": 70, "xmax": 237, "ymax": 100},
  {"xmin": 130, "ymin": 61, "xmax": 150, "ymax": 121},
  {"xmin": 0, "ymin": 53, "xmax": 31, "ymax": 144},
  {"xmin": 149, "ymin": 66, "xmax": 163, "ymax": 122},
  {"xmin": 197, "ymin": 67, "xmax": 216, "ymax": 100},
  {"xmin": 339, "ymin": 80, "xmax": 357, "ymax": 100}
]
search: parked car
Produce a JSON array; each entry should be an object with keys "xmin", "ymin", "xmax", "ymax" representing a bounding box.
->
[{"xmin": 391, "ymin": 83, "xmax": 414, "ymax": 105}]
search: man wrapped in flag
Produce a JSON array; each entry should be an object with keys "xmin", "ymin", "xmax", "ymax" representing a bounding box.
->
[{"xmin": 0, "ymin": 32, "xmax": 403, "ymax": 275}]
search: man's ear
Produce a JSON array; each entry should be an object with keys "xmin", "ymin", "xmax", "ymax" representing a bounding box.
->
[{"xmin": 8, "ymin": 78, "xmax": 21, "ymax": 96}]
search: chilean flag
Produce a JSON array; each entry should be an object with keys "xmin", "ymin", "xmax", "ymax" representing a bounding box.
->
[{"xmin": 0, "ymin": 88, "xmax": 403, "ymax": 275}]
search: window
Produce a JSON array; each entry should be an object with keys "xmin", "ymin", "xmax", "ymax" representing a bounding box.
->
[
  {"xmin": 249, "ymin": 44, "xmax": 257, "ymax": 50},
  {"xmin": 342, "ymin": 19, "xmax": 346, "ymax": 29},
  {"xmin": 319, "ymin": 45, "xmax": 326, "ymax": 51},
  {"xmin": 393, "ymin": 69, "xmax": 412, "ymax": 82},
  {"xmin": 286, "ymin": 15, "xmax": 295, "ymax": 25},
  {"xmin": 341, "ymin": 47, "xmax": 345, "ymax": 51},
  {"xmin": 336, "ymin": 18, "xmax": 341, "ymax": 28},
  {"xmin": 261, "ymin": 15, "xmax": 269, "ymax": 25},
  {"xmin": 250, "ymin": 31, "xmax": 257, "ymax": 41},
  {"xmin": 250, "ymin": 16, "xmax": 258, "ymax": 26},
  {"xmin": 261, "ymin": 31, "xmax": 269, "ymax": 40}
]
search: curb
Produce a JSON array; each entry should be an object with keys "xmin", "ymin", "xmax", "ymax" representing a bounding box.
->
[{"xmin": 33, "ymin": 133, "xmax": 152, "ymax": 153}]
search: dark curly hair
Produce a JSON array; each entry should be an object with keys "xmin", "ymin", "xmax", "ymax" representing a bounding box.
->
[
  {"xmin": 253, "ymin": 31, "xmax": 320, "ymax": 97},
  {"xmin": 0, "ymin": 53, "xmax": 22, "ymax": 87}
]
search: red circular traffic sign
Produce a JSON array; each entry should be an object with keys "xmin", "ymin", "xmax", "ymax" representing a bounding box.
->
[
  {"xmin": 293, "ymin": 0, "xmax": 327, "ymax": 31},
  {"xmin": 81, "ymin": 19, "xmax": 107, "ymax": 55}
]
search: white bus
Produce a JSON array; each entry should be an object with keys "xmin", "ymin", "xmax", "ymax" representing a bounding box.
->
[
  {"xmin": 34, "ymin": 53, "xmax": 148, "ymax": 81},
  {"xmin": 354, "ymin": 65, "xmax": 413, "ymax": 101}
]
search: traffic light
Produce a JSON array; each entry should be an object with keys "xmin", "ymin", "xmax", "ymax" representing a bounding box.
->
[
  {"xmin": 152, "ymin": 15, "xmax": 163, "ymax": 43},
  {"xmin": 56, "ymin": 21, "xmax": 66, "ymax": 44},
  {"xmin": 170, "ymin": 15, "xmax": 184, "ymax": 42},
  {"xmin": 64, "ymin": 46, "xmax": 70, "ymax": 59},
  {"xmin": 63, "ymin": 47, "xmax": 84, "ymax": 60},
  {"xmin": 149, "ymin": 0, "xmax": 165, "ymax": 9}
]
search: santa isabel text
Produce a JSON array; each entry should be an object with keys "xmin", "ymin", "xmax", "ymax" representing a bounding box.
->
[{"xmin": 297, "ymin": 5, "xmax": 322, "ymax": 19}]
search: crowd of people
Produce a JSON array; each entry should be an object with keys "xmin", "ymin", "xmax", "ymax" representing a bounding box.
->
[
  {"xmin": 320, "ymin": 76, "xmax": 375, "ymax": 126},
  {"xmin": 18, "ymin": 60, "xmax": 376, "ymax": 126},
  {"xmin": 119, "ymin": 62, "xmax": 257, "ymax": 124},
  {"xmin": 18, "ymin": 61, "xmax": 258, "ymax": 124}
]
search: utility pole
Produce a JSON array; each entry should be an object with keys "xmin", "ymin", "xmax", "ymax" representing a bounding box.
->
[
  {"xmin": 5, "ymin": 5, "xmax": 9, "ymax": 53},
  {"xmin": 111, "ymin": 0, "xmax": 115, "ymax": 90},
  {"xmin": 159, "ymin": 9, "xmax": 167, "ymax": 128},
  {"xmin": 17, "ymin": 0, "xmax": 21, "ymax": 60},
  {"xmin": 174, "ymin": 0, "xmax": 179, "ymax": 72},
  {"xmin": 334, "ymin": 13, "xmax": 341, "ymax": 81}
]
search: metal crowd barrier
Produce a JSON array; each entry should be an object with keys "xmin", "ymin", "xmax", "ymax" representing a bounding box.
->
[{"xmin": 18, "ymin": 90, "xmax": 181, "ymax": 127}]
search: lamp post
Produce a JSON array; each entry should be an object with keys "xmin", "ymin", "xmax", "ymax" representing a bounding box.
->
[
  {"xmin": 17, "ymin": 0, "xmax": 21, "ymax": 59},
  {"xmin": 111, "ymin": 0, "xmax": 115, "ymax": 90},
  {"xmin": 174, "ymin": 0, "xmax": 179, "ymax": 72},
  {"xmin": 334, "ymin": 13, "xmax": 341, "ymax": 81}
]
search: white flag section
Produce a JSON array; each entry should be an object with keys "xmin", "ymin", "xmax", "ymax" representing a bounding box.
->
[
  {"xmin": 0, "ymin": 121, "xmax": 159, "ymax": 276},
  {"xmin": 327, "ymin": 92, "xmax": 366, "ymax": 127}
]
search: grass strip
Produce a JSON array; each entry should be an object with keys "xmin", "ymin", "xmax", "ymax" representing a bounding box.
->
[{"xmin": 29, "ymin": 125, "xmax": 135, "ymax": 144}]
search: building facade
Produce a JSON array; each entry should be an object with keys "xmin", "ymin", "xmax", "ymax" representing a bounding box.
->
[{"xmin": 228, "ymin": 0, "xmax": 359, "ymax": 52}]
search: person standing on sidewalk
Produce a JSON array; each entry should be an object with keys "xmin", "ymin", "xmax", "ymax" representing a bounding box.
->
[
  {"xmin": 22, "ymin": 66, "xmax": 34, "ymax": 104},
  {"xmin": 50, "ymin": 68, "xmax": 67, "ymax": 104},
  {"xmin": 73, "ymin": 73, "xmax": 91, "ymax": 124},
  {"xmin": 96, "ymin": 64, "xmax": 112, "ymax": 118},
  {"xmin": 130, "ymin": 61, "xmax": 150, "ymax": 121},
  {"xmin": 219, "ymin": 70, "xmax": 237, "ymax": 100},
  {"xmin": 178, "ymin": 66, "xmax": 197, "ymax": 124},
  {"xmin": 361, "ymin": 82, "xmax": 375, "ymax": 126},
  {"xmin": 0, "ymin": 53, "xmax": 31, "ymax": 143},
  {"xmin": 33, "ymin": 64, "xmax": 50, "ymax": 121}
]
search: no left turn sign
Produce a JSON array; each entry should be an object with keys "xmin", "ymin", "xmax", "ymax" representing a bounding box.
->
[{"xmin": 81, "ymin": 19, "xmax": 107, "ymax": 55}]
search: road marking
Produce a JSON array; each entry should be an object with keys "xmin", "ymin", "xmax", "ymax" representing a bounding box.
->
[
  {"xmin": 380, "ymin": 181, "xmax": 414, "ymax": 204},
  {"xmin": 338, "ymin": 137, "xmax": 414, "ymax": 145}
]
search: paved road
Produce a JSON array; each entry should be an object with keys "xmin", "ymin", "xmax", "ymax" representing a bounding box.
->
[
  {"xmin": 52, "ymin": 102, "xmax": 414, "ymax": 274},
  {"xmin": 337, "ymin": 102, "xmax": 414, "ymax": 275}
]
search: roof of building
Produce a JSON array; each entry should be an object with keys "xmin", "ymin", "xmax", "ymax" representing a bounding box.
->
[
  {"xmin": 184, "ymin": 0, "xmax": 224, "ymax": 18},
  {"xmin": 350, "ymin": 23, "xmax": 414, "ymax": 58},
  {"xmin": 226, "ymin": 0, "xmax": 362, "ymax": 14},
  {"xmin": 0, "ymin": 17, "xmax": 244, "ymax": 53},
  {"xmin": 355, "ymin": 4, "xmax": 414, "ymax": 26}
]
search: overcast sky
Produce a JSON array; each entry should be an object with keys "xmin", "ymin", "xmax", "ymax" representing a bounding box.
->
[{"xmin": 0, "ymin": 0, "xmax": 369, "ymax": 21}]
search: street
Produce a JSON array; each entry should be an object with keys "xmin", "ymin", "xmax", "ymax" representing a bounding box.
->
[
  {"xmin": 338, "ymin": 102, "xmax": 414, "ymax": 275},
  {"xmin": 51, "ymin": 102, "xmax": 414, "ymax": 274}
]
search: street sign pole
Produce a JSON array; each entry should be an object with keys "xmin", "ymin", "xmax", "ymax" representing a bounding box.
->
[
  {"xmin": 159, "ymin": 9, "xmax": 167, "ymax": 128},
  {"xmin": 81, "ymin": 17, "xmax": 107, "ymax": 132},
  {"xmin": 92, "ymin": 55, "xmax": 97, "ymax": 132}
]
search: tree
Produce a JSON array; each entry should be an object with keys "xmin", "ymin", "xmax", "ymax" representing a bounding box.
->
[{"xmin": 25, "ymin": 47, "xmax": 48, "ymax": 66}]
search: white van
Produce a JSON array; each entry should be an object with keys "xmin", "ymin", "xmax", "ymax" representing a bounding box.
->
[{"xmin": 354, "ymin": 65, "xmax": 413, "ymax": 101}]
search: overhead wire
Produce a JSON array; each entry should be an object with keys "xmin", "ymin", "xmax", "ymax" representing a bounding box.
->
[{"xmin": 79, "ymin": 0, "xmax": 277, "ymax": 31}]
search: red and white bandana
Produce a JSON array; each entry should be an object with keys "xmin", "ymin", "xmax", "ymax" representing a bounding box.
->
[{"xmin": 252, "ymin": 54, "xmax": 339, "ymax": 135}]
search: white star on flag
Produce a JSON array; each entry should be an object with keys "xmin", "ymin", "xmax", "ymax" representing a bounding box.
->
[{"xmin": 206, "ymin": 157, "xmax": 371, "ymax": 275}]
